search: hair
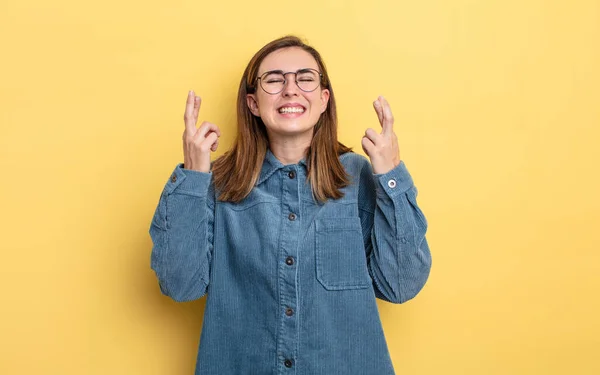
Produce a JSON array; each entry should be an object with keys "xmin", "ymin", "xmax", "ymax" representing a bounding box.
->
[{"xmin": 211, "ymin": 35, "xmax": 351, "ymax": 203}]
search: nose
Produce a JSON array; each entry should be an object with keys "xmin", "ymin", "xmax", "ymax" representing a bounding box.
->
[{"xmin": 281, "ymin": 72, "xmax": 300, "ymax": 97}]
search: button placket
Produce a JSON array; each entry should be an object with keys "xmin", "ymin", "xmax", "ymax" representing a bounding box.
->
[{"xmin": 276, "ymin": 166, "xmax": 301, "ymax": 372}]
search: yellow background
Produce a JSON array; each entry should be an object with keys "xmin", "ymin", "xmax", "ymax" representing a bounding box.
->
[{"xmin": 1, "ymin": 0, "xmax": 599, "ymax": 374}]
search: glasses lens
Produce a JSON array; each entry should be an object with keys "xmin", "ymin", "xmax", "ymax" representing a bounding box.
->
[
  {"xmin": 296, "ymin": 69, "xmax": 320, "ymax": 92},
  {"xmin": 260, "ymin": 72, "xmax": 285, "ymax": 94}
]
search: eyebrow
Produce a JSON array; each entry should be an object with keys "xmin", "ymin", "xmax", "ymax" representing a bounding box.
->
[
  {"xmin": 259, "ymin": 68, "xmax": 319, "ymax": 76},
  {"xmin": 261, "ymin": 69, "xmax": 284, "ymax": 76}
]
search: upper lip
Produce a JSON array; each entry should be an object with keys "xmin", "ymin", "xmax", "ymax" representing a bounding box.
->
[{"xmin": 278, "ymin": 103, "xmax": 306, "ymax": 110}]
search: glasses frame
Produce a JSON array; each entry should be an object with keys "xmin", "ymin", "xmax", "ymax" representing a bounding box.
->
[{"xmin": 256, "ymin": 68, "xmax": 323, "ymax": 95}]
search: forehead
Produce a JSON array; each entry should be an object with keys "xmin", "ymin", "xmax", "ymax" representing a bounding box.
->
[{"xmin": 258, "ymin": 47, "xmax": 319, "ymax": 74}]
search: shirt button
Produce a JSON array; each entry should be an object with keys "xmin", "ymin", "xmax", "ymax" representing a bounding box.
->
[
  {"xmin": 288, "ymin": 171, "xmax": 296, "ymax": 179},
  {"xmin": 171, "ymin": 174, "xmax": 177, "ymax": 183},
  {"xmin": 387, "ymin": 179, "xmax": 397, "ymax": 188},
  {"xmin": 288, "ymin": 213, "xmax": 296, "ymax": 221},
  {"xmin": 284, "ymin": 359, "xmax": 293, "ymax": 368},
  {"xmin": 285, "ymin": 307, "xmax": 294, "ymax": 316},
  {"xmin": 285, "ymin": 256, "xmax": 294, "ymax": 266}
]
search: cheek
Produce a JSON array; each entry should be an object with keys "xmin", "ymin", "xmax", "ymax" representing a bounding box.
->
[
  {"xmin": 258, "ymin": 96, "xmax": 276, "ymax": 114},
  {"xmin": 309, "ymin": 95, "xmax": 325, "ymax": 114}
]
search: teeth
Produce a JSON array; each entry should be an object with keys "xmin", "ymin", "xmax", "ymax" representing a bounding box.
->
[{"xmin": 279, "ymin": 107, "xmax": 305, "ymax": 114}]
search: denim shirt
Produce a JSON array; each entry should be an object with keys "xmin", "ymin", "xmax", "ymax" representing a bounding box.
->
[{"xmin": 150, "ymin": 151, "xmax": 431, "ymax": 375}]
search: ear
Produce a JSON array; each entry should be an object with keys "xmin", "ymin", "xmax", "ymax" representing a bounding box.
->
[
  {"xmin": 246, "ymin": 94, "xmax": 260, "ymax": 117},
  {"xmin": 319, "ymin": 89, "xmax": 330, "ymax": 114}
]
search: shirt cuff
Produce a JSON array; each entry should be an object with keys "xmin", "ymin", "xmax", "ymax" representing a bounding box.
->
[
  {"xmin": 164, "ymin": 163, "xmax": 212, "ymax": 196},
  {"xmin": 375, "ymin": 161, "xmax": 414, "ymax": 197}
]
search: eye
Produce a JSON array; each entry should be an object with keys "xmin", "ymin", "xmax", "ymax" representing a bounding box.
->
[
  {"xmin": 297, "ymin": 70, "xmax": 318, "ymax": 82},
  {"xmin": 263, "ymin": 72, "xmax": 285, "ymax": 83}
]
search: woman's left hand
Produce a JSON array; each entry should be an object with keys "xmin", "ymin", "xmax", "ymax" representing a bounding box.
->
[{"xmin": 361, "ymin": 96, "xmax": 401, "ymax": 174}]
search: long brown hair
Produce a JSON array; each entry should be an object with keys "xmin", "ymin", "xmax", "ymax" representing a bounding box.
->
[{"xmin": 212, "ymin": 35, "xmax": 351, "ymax": 202}]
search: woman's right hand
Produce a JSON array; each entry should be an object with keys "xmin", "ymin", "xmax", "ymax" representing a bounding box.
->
[{"xmin": 182, "ymin": 90, "xmax": 221, "ymax": 173}]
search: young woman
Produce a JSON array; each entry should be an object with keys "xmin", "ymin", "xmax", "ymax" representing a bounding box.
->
[{"xmin": 150, "ymin": 35, "xmax": 431, "ymax": 375}]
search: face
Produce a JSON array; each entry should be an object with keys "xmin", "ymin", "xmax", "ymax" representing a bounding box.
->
[{"xmin": 246, "ymin": 47, "xmax": 330, "ymax": 141}]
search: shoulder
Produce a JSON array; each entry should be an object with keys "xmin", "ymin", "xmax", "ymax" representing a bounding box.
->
[
  {"xmin": 339, "ymin": 152, "xmax": 377, "ymax": 211},
  {"xmin": 339, "ymin": 151, "xmax": 373, "ymax": 180}
]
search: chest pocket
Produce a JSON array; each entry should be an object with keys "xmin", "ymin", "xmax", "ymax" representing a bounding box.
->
[{"xmin": 315, "ymin": 217, "xmax": 372, "ymax": 290}]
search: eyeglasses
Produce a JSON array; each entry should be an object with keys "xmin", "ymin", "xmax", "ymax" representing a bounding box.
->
[{"xmin": 256, "ymin": 68, "xmax": 323, "ymax": 95}]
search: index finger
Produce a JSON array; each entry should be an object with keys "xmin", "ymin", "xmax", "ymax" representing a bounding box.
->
[
  {"xmin": 184, "ymin": 90, "xmax": 201, "ymax": 134},
  {"xmin": 379, "ymin": 96, "xmax": 394, "ymax": 135},
  {"xmin": 373, "ymin": 99, "xmax": 384, "ymax": 125}
]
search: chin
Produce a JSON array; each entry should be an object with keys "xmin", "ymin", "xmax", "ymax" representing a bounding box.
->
[{"xmin": 269, "ymin": 125, "xmax": 315, "ymax": 138}]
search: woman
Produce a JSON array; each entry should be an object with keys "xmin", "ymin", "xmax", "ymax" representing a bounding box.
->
[{"xmin": 150, "ymin": 35, "xmax": 431, "ymax": 375}]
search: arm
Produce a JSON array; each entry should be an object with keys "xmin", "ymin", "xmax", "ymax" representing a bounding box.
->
[
  {"xmin": 360, "ymin": 96, "xmax": 431, "ymax": 303},
  {"xmin": 359, "ymin": 160, "xmax": 431, "ymax": 303},
  {"xmin": 149, "ymin": 166, "xmax": 215, "ymax": 302},
  {"xmin": 149, "ymin": 90, "xmax": 220, "ymax": 302}
]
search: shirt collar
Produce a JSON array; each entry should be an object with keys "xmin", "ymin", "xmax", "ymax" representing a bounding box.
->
[{"xmin": 257, "ymin": 149, "xmax": 307, "ymax": 185}]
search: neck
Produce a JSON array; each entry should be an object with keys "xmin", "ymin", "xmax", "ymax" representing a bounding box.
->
[{"xmin": 268, "ymin": 135, "xmax": 312, "ymax": 165}]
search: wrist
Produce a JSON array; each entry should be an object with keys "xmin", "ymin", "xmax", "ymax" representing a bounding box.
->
[{"xmin": 372, "ymin": 161, "xmax": 395, "ymax": 175}]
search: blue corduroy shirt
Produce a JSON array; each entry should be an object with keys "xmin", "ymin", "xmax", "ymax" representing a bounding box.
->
[{"xmin": 150, "ymin": 150, "xmax": 431, "ymax": 375}]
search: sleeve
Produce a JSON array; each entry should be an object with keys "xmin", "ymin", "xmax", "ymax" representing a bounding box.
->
[
  {"xmin": 358, "ymin": 160, "xmax": 432, "ymax": 304},
  {"xmin": 149, "ymin": 164, "xmax": 215, "ymax": 302}
]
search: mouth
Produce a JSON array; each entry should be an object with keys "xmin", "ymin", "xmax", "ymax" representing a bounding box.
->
[{"xmin": 278, "ymin": 105, "xmax": 306, "ymax": 114}]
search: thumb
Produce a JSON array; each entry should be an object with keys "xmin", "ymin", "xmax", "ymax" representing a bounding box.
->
[{"xmin": 361, "ymin": 136, "xmax": 374, "ymax": 157}]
